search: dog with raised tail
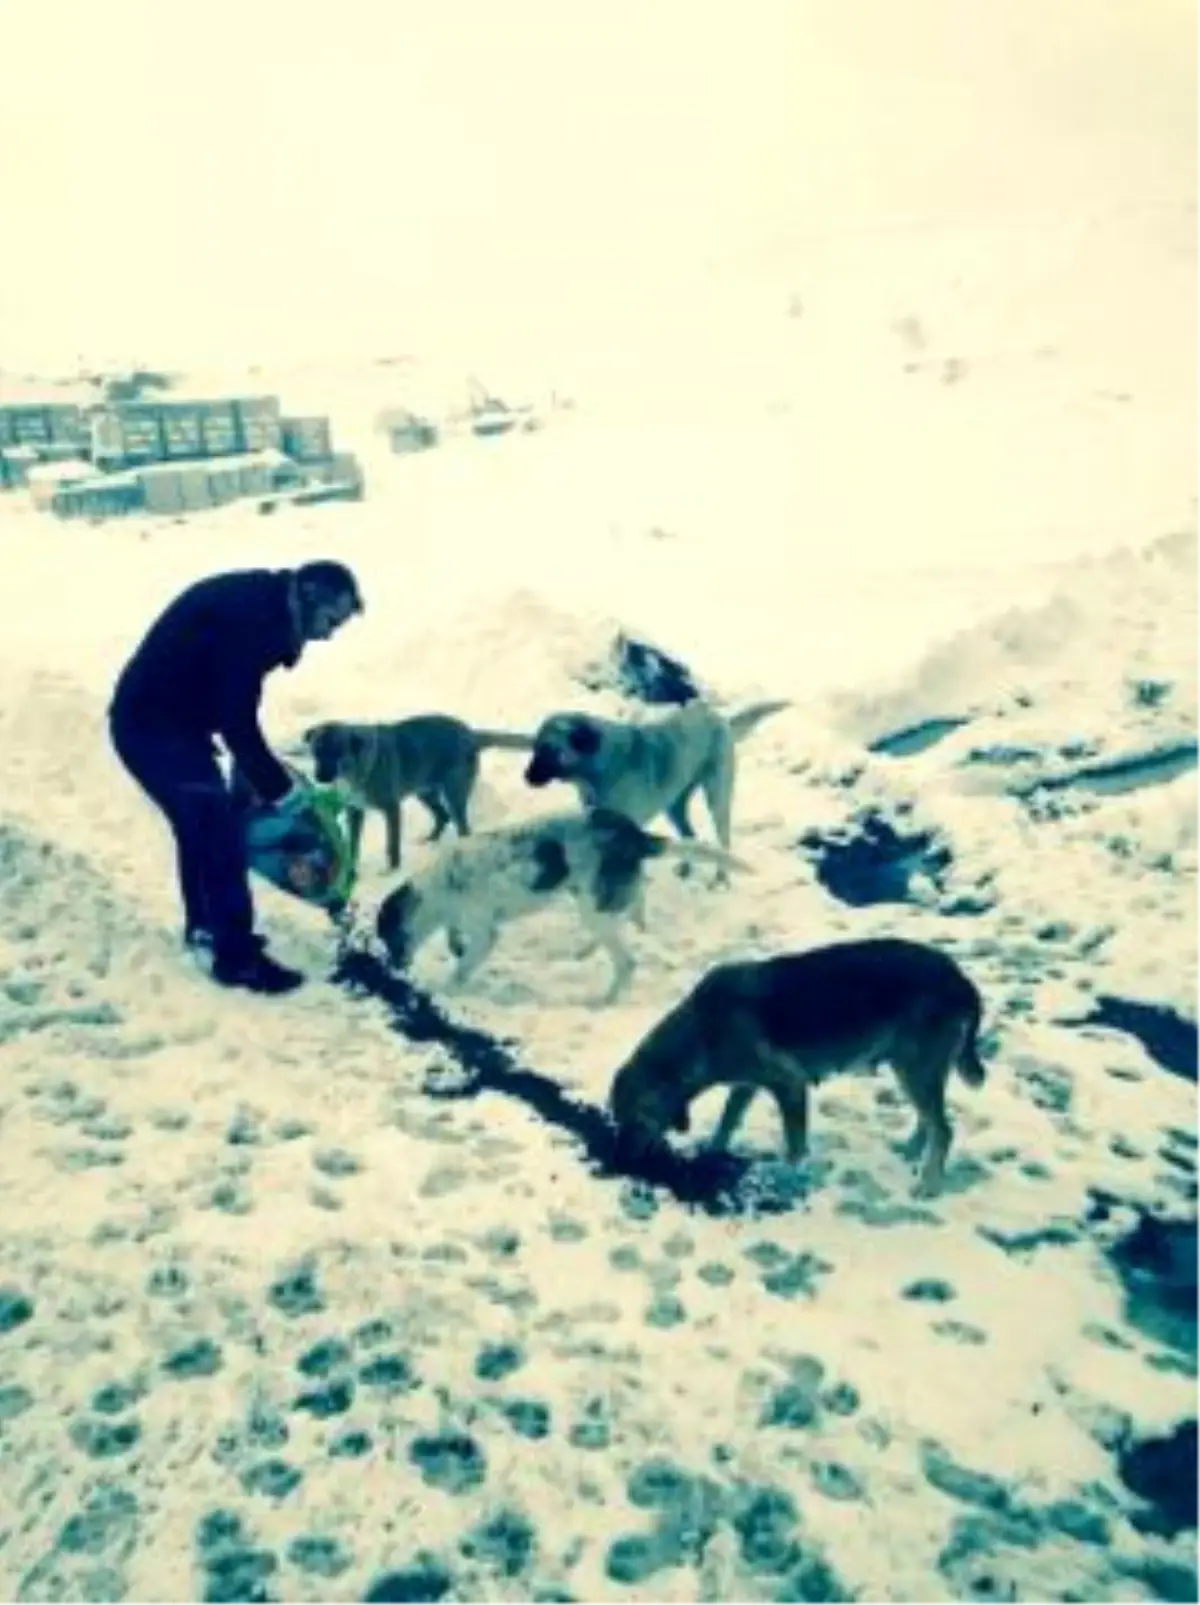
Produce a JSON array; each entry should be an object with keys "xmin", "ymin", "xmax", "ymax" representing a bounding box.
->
[
  {"xmin": 374, "ymin": 806, "xmax": 751, "ymax": 1003},
  {"xmin": 523, "ymin": 698, "xmax": 789, "ymax": 872},
  {"xmin": 608, "ymin": 937, "xmax": 988, "ymax": 1197}
]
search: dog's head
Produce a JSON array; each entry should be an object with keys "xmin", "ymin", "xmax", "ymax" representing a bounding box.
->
[
  {"xmin": 375, "ymin": 882, "xmax": 421, "ymax": 970},
  {"xmin": 608, "ymin": 1059, "xmax": 692, "ymax": 1156},
  {"xmin": 303, "ymin": 722, "xmax": 369, "ymax": 785},
  {"xmin": 524, "ymin": 713, "xmax": 604, "ymax": 788}
]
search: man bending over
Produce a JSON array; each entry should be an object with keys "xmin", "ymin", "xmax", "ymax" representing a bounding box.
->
[{"xmin": 108, "ymin": 559, "xmax": 363, "ymax": 994}]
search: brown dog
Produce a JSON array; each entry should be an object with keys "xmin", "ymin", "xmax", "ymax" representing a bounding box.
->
[
  {"xmin": 608, "ymin": 937, "xmax": 987, "ymax": 1197},
  {"xmin": 303, "ymin": 716, "xmax": 532, "ymax": 872}
]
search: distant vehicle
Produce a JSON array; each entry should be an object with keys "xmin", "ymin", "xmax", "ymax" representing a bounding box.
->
[
  {"xmin": 470, "ymin": 399, "xmax": 519, "ymax": 438},
  {"xmin": 467, "ymin": 381, "xmax": 540, "ymax": 439}
]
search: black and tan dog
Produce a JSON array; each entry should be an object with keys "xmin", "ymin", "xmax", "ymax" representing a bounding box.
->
[
  {"xmin": 523, "ymin": 699, "xmax": 789, "ymax": 871},
  {"xmin": 303, "ymin": 716, "xmax": 533, "ymax": 873},
  {"xmin": 608, "ymin": 937, "xmax": 987, "ymax": 1197}
]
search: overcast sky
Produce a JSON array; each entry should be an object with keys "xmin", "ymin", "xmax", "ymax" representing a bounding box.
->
[{"xmin": 0, "ymin": 0, "xmax": 1193, "ymax": 371}]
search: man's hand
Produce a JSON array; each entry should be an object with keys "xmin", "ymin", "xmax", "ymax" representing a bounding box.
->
[{"xmin": 272, "ymin": 781, "xmax": 311, "ymax": 816}]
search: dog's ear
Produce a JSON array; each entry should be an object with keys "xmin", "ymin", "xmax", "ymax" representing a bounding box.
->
[{"xmin": 567, "ymin": 719, "xmax": 601, "ymax": 756}]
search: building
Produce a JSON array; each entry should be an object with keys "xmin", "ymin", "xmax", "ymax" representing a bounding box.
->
[
  {"xmin": 7, "ymin": 385, "xmax": 359, "ymax": 520},
  {"xmin": 135, "ymin": 450, "xmax": 297, "ymax": 515},
  {"xmin": 89, "ymin": 395, "xmax": 287, "ymax": 470},
  {"xmin": 26, "ymin": 459, "xmax": 97, "ymax": 511},
  {"xmin": 0, "ymin": 403, "xmax": 89, "ymax": 455},
  {"xmin": 280, "ymin": 415, "xmax": 333, "ymax": 463},
  {"xmin": 52, "ymin": 473, "xmax": 144, "ymax": 521}
]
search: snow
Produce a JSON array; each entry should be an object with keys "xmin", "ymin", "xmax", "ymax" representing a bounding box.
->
[
  {"xmin": 1, "ymin": 439, "xmax": 1194, "ymax": 1601},
  {"xmin": 1, "ymin": 0, "xmax": 1195, "ymax": 1598}
]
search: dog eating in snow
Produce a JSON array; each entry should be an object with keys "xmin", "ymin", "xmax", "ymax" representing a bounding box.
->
[
  {"xmin": 374, "ymin": 807, "xmax": 749, "ymax": 1002},
  {"xmin": 607, "ymin": 937, "xmax": 988, "ymax": 1197}
]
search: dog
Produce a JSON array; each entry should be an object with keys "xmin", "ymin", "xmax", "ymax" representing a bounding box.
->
[
  {"xmin": 302, "ymin": 716, "xmax": 533, "ymax": 873},
  {"xmin": 374, "ymin": 806, "xmax": 750, "ymax": 1003},
  {"xmin": 607, "ymin": 937, "xmax": 987, "ymax": 1197},
  {"xmin": 523, "ymin": 699, "xmax": 788, "ymax": 873}
]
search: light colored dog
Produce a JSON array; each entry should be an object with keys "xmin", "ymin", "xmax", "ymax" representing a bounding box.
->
[
  {"xmin": 523, "ymin": 699, "xmax": 789, "ymax": 871},
  {"xmin": 303, "ymin": 716, "xmax": 532, "ymax": 872},
  {"xmin": 608, "ymin": 937, "xmax": 987, "ymax": 1197},
  {"xmin": 374, "ymin": 806, "xmax": 750, "ymax": 1003}
]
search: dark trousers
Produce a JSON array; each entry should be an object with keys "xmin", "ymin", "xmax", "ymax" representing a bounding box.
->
[{"xmin": 109, "ymin": 710, "xmax": 256, "ymax": 962}]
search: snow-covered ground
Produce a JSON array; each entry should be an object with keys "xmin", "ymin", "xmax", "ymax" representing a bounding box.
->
[
  {"xmin": 0, "ymin": 355, "xmax": 1195, "ymax": 1603},
  {"xmin": 1, "ymin": 0, "xmax": 1196, "ymax": 1591}
]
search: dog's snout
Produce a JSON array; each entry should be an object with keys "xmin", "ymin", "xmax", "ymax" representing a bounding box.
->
[{"xmin": 524, "ymin": 746, "xmax": 561, "ymax": 787}]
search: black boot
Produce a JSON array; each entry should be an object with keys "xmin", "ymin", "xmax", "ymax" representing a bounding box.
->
[{"xmin": 212, "ymin": 943, "xmax": 305, "ymax": 995}]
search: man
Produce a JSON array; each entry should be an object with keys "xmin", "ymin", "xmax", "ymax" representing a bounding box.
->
[{"xmin": 109, "ymin": 559, "xmax": 363, "ymax": 994}]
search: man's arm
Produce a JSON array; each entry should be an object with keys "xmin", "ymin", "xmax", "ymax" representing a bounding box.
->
[{"xmin": 214, "ymin": 665, "xmax": 293, "ymax": 806}]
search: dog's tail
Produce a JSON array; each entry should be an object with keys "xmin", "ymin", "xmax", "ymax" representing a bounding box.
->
[
  {"xmin": 646, "ymin": 836, "xmax": 753, "ymax": 876},
  {"xmin": 472, "ymin": 728, "xmax": 535, "ymax": 752},
  {"xmin": 955, "ymin": 995, "xmax": 988, "ymax": 1087},
  {"xmin": 728, "ymin": 699, "xmax": 790, "ymax": 742}
]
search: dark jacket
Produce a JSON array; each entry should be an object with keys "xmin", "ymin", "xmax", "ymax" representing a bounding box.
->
[{"xmin": 110, "ymin": 568, "xmax": 300, "ymax": 804}]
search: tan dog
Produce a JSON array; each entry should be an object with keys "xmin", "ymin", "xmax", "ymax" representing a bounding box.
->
[
  {"xmin": 523, "ymin": 699, "xmax": 788, "ymax": 871},
  {"xmin": 375, "ymin": 807, "xmax": 750, "ymax": 1003},
  {"xmin": 303, "ymin": 716, "xmax": 532, "ymax": 872},
  {"xmin": 608, "ymin": 937, "xmax": 987, "ymax": 1197}
]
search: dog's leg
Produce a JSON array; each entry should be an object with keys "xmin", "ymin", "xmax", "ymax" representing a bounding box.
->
[
  {"xmin": 579, "ymin": 912, "xmax": 635, "ymax": 1004},
  {"xmin": 630, "ymin": 882, "xmax": 649, "ymax": 933},
  {"xmin": 445, "ymin": 788, "xmax": 472, "ymax": 838},
  {"xmin": 346, "ymin": 807, "xmax": 365, "ymax": 875},
  {"xmin": 420, "ymin": 791, "xmax": 453, "ymax": 842},
  {"xmin": 665, "ymin": 796, "xmax": 696, "ymax": 839},
  {"xmin": 665, "ymin": 793, "xmax": 698, "ymax": 881},
  {"xmin": 709, "ymin": 1084, "xmax": 757, "ymax": 1151},
  {"xmin": 445, "ymin": 758, "xmax": 477, "ymax": 838},
  {"xmin": 383, "ymin": 803, "xmax": 404, "ymax": 871},
  {"xmin": 914, "ymin": 1108, "xmax": 951, "ymax": 1198},
  {"xmin": 898, "ymin": 1120, "xmax": 928, "ymax": 1163},
  {"xmin": 698, "ymin": 749, "xmax": 736, "ymax": 886},
  {"xmin": 894, "ymin": 1055, "xmax": 953, "ymax": 1198},
  {"xmin": 771, "ymin": 1078, "xmax": 810, "ymax": 1164},
  {"xmin": 446, "ymin": 923, "xmax": 497, "ymax": 991}
]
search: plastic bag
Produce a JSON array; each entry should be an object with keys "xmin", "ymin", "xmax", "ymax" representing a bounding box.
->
[{"xmin": 242, "ymin": 780, "xmax": 357, "ymax": 913}]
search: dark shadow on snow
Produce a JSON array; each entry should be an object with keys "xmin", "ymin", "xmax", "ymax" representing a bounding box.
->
[
  {"xmin": 1087, "ymin": 1191, "xmax": 1197, "ymax": 1357},
  {"xmin": 867, "ymin": 716, "xmax": 969, "ymax": 758},
  {"xmin": 1082, "ymin": 996, "xmax": 1199, "ymax": 1083},
  {"xmin": 1017, "ymin": 740, "xmax": 1198, "ymax": 802},
  {"xmin": 333, "ymin": 947, "xmax": 784, "ymax": 1215},
  {"xmin": 1118, "ymin": 1418, "xmax": 1198, "ymax": 1539},
  {"xmin": 797, "ymin": 811, "xmax": 954, "ymax": 909},
  {"xmin": 577, "ymin": 632, "xmax": 700, "ymax": 707}
]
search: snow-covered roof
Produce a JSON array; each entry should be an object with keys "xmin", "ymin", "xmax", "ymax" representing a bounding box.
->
[
  {"xmin": 25, "ymin": 459, "xmax": 95, "ymax": 484},
  {"xmin": 133, "ymin": 447, "xmax": 291, "ymax": 479}
]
